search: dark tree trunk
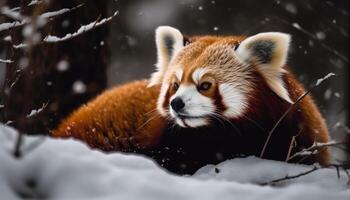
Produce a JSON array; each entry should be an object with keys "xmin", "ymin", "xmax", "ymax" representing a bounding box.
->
[{"xmin": 0, "ymin": 0, "xmax": 109, "ymax": 135}]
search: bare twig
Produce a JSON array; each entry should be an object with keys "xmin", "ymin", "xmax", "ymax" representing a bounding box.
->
[
  {"xmin": 287, "ymin": 141, "xmax": 345, "ymax": 161},
  {"xmin": 343, "ymin": 169, "xmax": 350, "ymax": 185},
  {"xmin": 285, "ymin": 130, "xmax": 301, "ymax": 161},
  {"xmin": 260, "ymin": 73, "xmax": 336, "ymax": 158},
  {"xmin": 13, "ymin": 131, "xmax": 24, "ymax": 158},
  {"xmin": 260, "ymin": 166, "xmax": 319, "ymax": 185}
]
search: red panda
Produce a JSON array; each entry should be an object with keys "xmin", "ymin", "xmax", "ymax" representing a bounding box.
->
[{"xmin": 53, "ymin": 26, "xmax": 331, "ymax": 175}]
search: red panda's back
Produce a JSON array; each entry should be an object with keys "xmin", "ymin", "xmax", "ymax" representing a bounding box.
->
[{"xmin": 52, "ymin": 80, "xmax": 166, "ymax": 151}]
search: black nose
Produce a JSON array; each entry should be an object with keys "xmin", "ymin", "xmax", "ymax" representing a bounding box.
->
[{"xmin": 170, "ymin": 97, "xmax": 185, "ymax": 112}]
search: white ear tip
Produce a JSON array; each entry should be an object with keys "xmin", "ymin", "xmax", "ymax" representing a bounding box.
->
[
  {"xmin": 156, "ymin": 26, "xmax": 182, "ymax": 38},
  {"xmin": 275, "ymin": 32, "xmax": 291, "ymax": 44},
  {"xmin": 258, "ymin": 32, "xmax": 291, "ymax": 42}
]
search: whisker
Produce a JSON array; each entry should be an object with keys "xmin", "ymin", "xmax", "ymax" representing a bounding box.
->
[
  {"xmin": 136, "ymin": 112, "xmax": 161, "ymax": 131},
  {"xmin": 208, "ymin": 113, "xmax": 227, "ymax": 128},
  {"xmin": 241, "ymin": 115, "xmax": 267, "ymax": 135},
  {"xmin": 209, "ymin": 111, "xmax": 242, "ymax": 136},
  {"xmin": 144, "ymin": 108, "xmax": 159, "ymax": 117}
]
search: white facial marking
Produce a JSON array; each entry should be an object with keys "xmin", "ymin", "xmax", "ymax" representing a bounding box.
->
[
  {"xmin": 192, "ymin": 68, "xmax": 208, "ymax": 84},
  {"xmin": 176, "ymin": 118, "xmax": 186, "ymax": 127},
  {"xmin": 219, "ymin": 83, "xmax": 248, "ymax": 118},
  {"xmin": 183, "ymin": 118, "xmax": 208, "ymax": 128},
  {"xmin": 157, "ymin": 83, "xmax": 170, "ymax": 116},
  {"xmin": 175, "ymin": 68, "xmax": 183, "ymax": 81},
  {"xmin": 169, "ymin": 84, "xmax": 214, "ymax": 127}
]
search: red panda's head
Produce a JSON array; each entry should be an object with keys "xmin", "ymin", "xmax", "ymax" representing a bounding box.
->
[{"xmin": 149, "ymin": 26, "xmax": 292, "ymax": 128}]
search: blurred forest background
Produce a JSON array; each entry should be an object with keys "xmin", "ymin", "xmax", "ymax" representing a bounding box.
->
[{"xmin": 0, "ymin": 0, "xmax": 349, "ymax": 151}]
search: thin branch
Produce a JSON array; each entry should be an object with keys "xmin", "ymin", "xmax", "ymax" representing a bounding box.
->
[
  {"xmin": 26, "ymin": 102, "xmax": 49, "ymax": 118},
  {"xmin": 0, "ymin": 21, "xmax": 24, "ymax": 32},
  {"xmin": 28, "ymin": 0, "xmax": 43, "ymax": 6},
  {"xmin": 13, "ymin": 131, "xmax": 24, "ymax": 158},
  {"xmin": 43, "ymin": 11, "xmax": 118, "ymax": 43},
  {"xmin": 39, "ymin": 4, "xmax": 84, "ymax": 20},
  {"xmin": 260, "ymin": 166, "xmax": 319, "ymax": 185},
  {"xmin": 287, "ymin": 141, "xmax": 345, "ymax": 161},
  {"xmin": 285, "ymin": 130, "xmax": 301, "ymax": 162},
  {"xmin": 260, "ymin": 73, "xmax": 336, "ymax": 158}
]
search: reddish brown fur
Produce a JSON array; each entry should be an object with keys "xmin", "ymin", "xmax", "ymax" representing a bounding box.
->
[{"xmin": 52, "ymin": 80, "xmax": 166, "ymax": 151}]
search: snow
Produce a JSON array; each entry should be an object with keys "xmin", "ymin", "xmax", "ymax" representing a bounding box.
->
[
  {"xmin": 28, "ymin": 0, "xmax": 42, "ymax": 6},
  {"xmin": 0, "ymin": 124, "xmax": 349, "ymax": 200},
  {"xmin": 316, "ymin": 31, "xmax": 326, "ymax": 40},
  {"xmin": 72, "ymin": 80, "xmax": 87, "ymax": 94},
  {"xmin": 0, "ymin": 21, "xmax": 23, "ymax": 32},
  {"xmin": 0, "ymin": 5, "xmax": 83, "ymax": 33},
  {"xmin": 39, "ymin": 8, "xmax": 70, "ymax": 19},
  {"xmin": 12, "ymin": 43, "xmax": 29, "ymax": 49},
  {"xmin": 44, "ymin": 11, "xmax": 119, "ymax": 43},
  {"xmin": 315, "ymin": 73, "xmax": 335, "ymax": 86},
  {"xmin": 0, "ymin": 6, "xmax": 23, "ymax": 21},
  {"xmin": 26, "ymin": 103, "xmax": 47, "ymax": 118},
  {"xmin": 324, "ymin": 88, "xmax": 332, "ymax": 100},
  {"xmin": 56, "ymin": 60, "xmax": 69, "ymax": 72},
  {"xmin": 0, "ymin": 59, "xmax": 14, "ymax": 64},
  {"xmin": 285, "ymin": 3, "xmax": 297, "ymax": 14},
  {"xmin": 292, "ymin": 22, "xmax": 301, "ymax": 30}
]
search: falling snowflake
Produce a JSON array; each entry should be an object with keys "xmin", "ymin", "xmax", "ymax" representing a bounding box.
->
[
  {"xmin": 72, "ymin": 80, "xmax": 87, "ymax": 94},
  {"xmin": 285, "ymin": 3, "xmax": 297, "ymax": 14},
  {"xmin": 57, "ymin": 60, "xmax": 69, "ymax": 72}
]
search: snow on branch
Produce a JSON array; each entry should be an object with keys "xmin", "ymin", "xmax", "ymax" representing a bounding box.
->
[
  {"xmin": 26, "ymin": 102, "xmax": 49, "ymax": 118},
  {"xmin": 287, "ymin": 141, "xmax": 344, "ymax": 161},
  {"xmin": 1, "ymin": 6, "xmax": 23, "ymax": 21},
  {"xmin": 0, "ymin": 21, "xmax": 24, "ymax": 32},
  {"xmin": 28, "ymin": 0, "xmax": 43, "ymax": 6},
  {"xmin": 316, "ymin": 73, "xmax": 335, "ymax": 86},
  {"xmin": 39, "ymin": 4, "xmax": 83, "ymax": 20},
  {"xmin": 0, "ymin": 59, "xmax": 14, "ymax": 64},
  {"xmin": 0, "ymin": 4, "xmax": 83, "ymax": 33},
  {"xmin": 44, "ymin": 11, "xmax": 119, "ymax": 43}
]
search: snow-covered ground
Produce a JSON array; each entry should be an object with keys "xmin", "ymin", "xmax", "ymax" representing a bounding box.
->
[{"xmin": 0, "ymin": 124, "xmax": 349, "ymax": 200}]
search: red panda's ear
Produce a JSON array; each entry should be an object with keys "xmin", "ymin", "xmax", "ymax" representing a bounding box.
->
[
  {"xmin": 235, "ymin": 32, "xmax": 293, "ymax": 103},
  {"xmin": 148, "ymin": 26, "xmax": 184, "ymax": 87}
]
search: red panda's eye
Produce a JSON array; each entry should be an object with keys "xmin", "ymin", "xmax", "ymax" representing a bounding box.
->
[
  {"xmin": 198, "ymin": 82, "xmax": 212, "ymax": 91},
  {"xmin": 173, "ymin": 82, "xmax": 179, "ymax": 91}
]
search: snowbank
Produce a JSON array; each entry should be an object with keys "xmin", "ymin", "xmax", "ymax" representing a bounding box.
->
[{"xmin": 0, "ymin": 124, "xmax": 349, "ymax": 200}]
